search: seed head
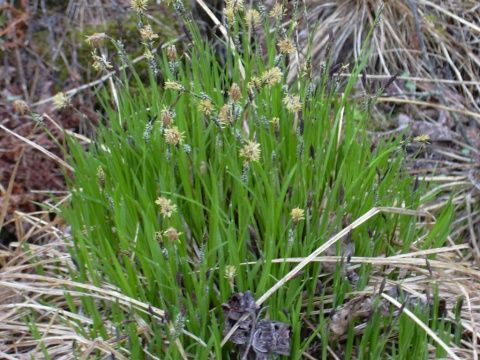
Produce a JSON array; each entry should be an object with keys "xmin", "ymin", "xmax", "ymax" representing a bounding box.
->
[
  {"xmin": 269, "ymin": 3, "xmax": 284, "ymax": 18},
  {"xmin": 229, "ymin": 83, "xmax": 242, "ymax": 102},
  {"xmin": 226, "ymin": 0, "xmax": 244, "ymax": 10},
  {"xmin": 166, "ymin": 44, "xmax": 178, "ymax": 61},
  {"xmin": 53, "ymin": 92, "xmax": 70, "ymax": 110},
  {"xmin": 143, "ymin": 48, "xmax": 154, "ymax": 60},
  {"xmin": 85, "ymin": 33, "xmax": 108, "ymax": 47},
  {"xmin": 155, "ymin": 196, "xmax": 177, "ymax": 218},
  {"xmin": 12, "ymin": 99, "xmax": 30, "ymax": 115},
  {"xmin": 160, "ymin": 106, "xmax": 175, "ymax": 127},
  {"xmin": 224, "ymin": 265, "xmax": 237, "ymax": 280},
  {"xmin": 163, "ymin": 227, "xmax": 182, "ymax": 242},
  {"xmin": 218, "ymin": 104, "xmax": 234, "ymax": 126},
  {"xmin": 278, "ymin": 38, "xmax": 296, "ymax": 54},
  {"xmin": 97, "ymin": 166, "xmax": 105, "ymax": 188},
  {"xmin": 140, "ymin": 24, "xmax": 158, "ymax": 41},
  {"xmin": 261, "ymin": 67, "xmax": 283, "ymax": 86},
  {"xmin": 224, "ymin": 7, "xmax": 235, "ymax": 23},
  {"xmin": 91, "ymin": 51, "xmax": 113, "ymax": 72},
  {"xmin": 245, "ymin": 9, "xmax": 261, "ymax": 27},
  {"xmin": 290, "ymin": 207, "xmax": 305, "ymax": 223},
  {"xmin": 270, "ymin": 116, "xmax": 280, "ymax": 129},
  {"xmin": 224, "ymin": 0, "xmax": 244, "ymax": 23},
  {"xmin": 413, "ymin": 134, "xmax": 430, "ymax": 143},
  {"xmin": 283, "ymin": 94, "xmax": 302, "ymax": 113},
  {"xmin": 164, "ymin": 126, "xmax": 185, "ymax": 146},
  {"xmin": 240, "ymin": 140, "xmax": 261, "ymax": 164},
  {"xmin": 131, "ymin": 0, "xmax": 148, "ymax": 14},
  {"xmin": 247, "ymin": 76, "xmax": 263, "ymax": 91},
  {"xmin": 198, "ymin": 98, "xmax": 214, "ymax": 116},
  {"xmin": 164, "ymin": 80, "xmax": 185, "ymax": 92}
]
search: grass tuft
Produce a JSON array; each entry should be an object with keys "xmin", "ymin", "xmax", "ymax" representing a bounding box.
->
[{"xmin": 1, "ymin": 2, "xmax": 478, "ymax": 359}]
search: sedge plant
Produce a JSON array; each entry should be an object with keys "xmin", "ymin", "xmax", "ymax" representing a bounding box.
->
[{"xmin": 61, "ymin": 2, "xmax": 457, "ymax": 359}]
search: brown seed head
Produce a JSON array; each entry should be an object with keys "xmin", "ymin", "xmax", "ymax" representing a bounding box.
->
[
  {"xmin": 164, "ymin": 126, "xmax": 185, "ymax": 146},
  {"xmin": 163, "ymin": 227, "xmax": 182, "ymax": 242},
  {"xmin": 283, "ymin": 94, "xmax": 302, "ymax": 113},
  {"xmin": 166, "ymin": 44, "xmax": 178, "ymax": 61},
  {"xmin": 198, "ymin": 98, "xmax": 214, "ymax": 116},
  {"xmin": 85, "ymin": 33, "xmax": 108, "ymax": 47},
  {"xmin": 278, "ymin": 38, "xmax": 296, "ymax": 55},
  {"xmin": 261, "ymin": 67, "xmax": 283, "ymax": 86},
  {"xmin": 12, "ymin": 100, "xmax": 30, "ymax": 115},
  {"xmin": 229, "ymin": 83, "xmax": 242, "ymax": 102},
  {"xmin": 160, "ymin": 107, "xmax": 175, "ymax": 127},
  {"xmin": 140, "ymin": 24, "xmax": 159, "ymax": 41}
]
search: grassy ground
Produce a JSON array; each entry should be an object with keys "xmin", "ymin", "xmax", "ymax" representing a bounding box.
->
[{"xmin": 1, "ymin": 1, "xmax": 479, "ymax": 359}]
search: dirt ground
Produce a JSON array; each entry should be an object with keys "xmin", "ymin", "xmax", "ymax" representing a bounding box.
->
[{"xmin": 0, "ymin": 0, "xmax": 154, "ymax": 244}]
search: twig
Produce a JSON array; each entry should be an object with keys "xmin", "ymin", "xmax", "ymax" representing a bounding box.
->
[
  {"xmin": 0, "ymin": 124, "xmax": 74, "ymax": 172},
  {"xmin": 338, "ymin": 73, "xmax": 480, "ymax": 86},
  {"xmin": 376, "ymin": 97, "xmax": 480, "ymax": 122}
]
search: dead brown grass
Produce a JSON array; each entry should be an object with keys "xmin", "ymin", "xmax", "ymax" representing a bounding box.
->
[{"xmin": 291, "ymin": 0, "xmax": 479, "ymax": 114}]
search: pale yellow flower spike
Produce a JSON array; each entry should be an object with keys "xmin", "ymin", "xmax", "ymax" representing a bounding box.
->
[
  {"xmin": 290, "ymin": 207, "xmax": 305, "ymax": 223},
  {"xmin": 164, "ymin": 126, "xmax": 185, "ymax": 146},
  {"xmin": 155, "ymin": 196, "xmax": 178, "ymax": 218},
  {"xmin": 240, "ymin": 140, "xmax": 261, "ymax": 163}
]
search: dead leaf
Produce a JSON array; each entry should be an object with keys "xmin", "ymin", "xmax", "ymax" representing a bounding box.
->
[
  {"xmin": 329, "ymin": 295, "xmax": 376, "ymax": 338},
  {"xmin": 222, "ymin": 291, "xmax": 291, "ymax": 359},
  {"xmin": 252, "ymin": 320, "xmax": 291, "ymax": 358}
]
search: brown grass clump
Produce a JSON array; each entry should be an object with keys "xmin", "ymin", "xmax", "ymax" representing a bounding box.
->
[
  {"xmin": 0, "ymin": 211, "xmax": 161, "ymax": 359},
  {"xmin": 290, "ymin": 0, "xmax": 479, "ymax": 112}
]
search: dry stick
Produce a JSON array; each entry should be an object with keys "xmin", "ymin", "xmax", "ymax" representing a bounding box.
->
[
  {"xmin": 381, "ymin": 293, "xmax": 460, "ymax": 360},
  {"xmin": 30, "ymin": 66, "xmax": 120, "ymax": 107},
  {"xmin": 458, "ymin": 285, "xmax": 478, "ymax": 360},
  {"xmin": 42, "ymin": 113, "xmax": 92, "ymax": 144},
  {"xmin": 234, "ymin": 253, "xmax": 478, "ymax": 277},
  {"xmin": 30, "ymin": 311, "xmax": 59, "ymax": 356},
  {"xmin": 338, "ymin": 73, "xmax": 480, "ymax": 86},
  {"xmin": 376, "ymin": 97, "xmax": 480, "ymax": 123},
  {"xmin": 0, "ymin": 125, "xmax": 74, "ymax": 172},
  {"xmin": 407, "ymin": 0, "xmax": 430, "ymax": 69},
  {"xmin": 221, "ymin": 207, "xmax": 428, "ymax": 346},
  {"xmin": 43, "ymin": 113, "xmax": 111, "ymax": 155}
]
